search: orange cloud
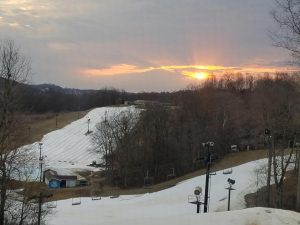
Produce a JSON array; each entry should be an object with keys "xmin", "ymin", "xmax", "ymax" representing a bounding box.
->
[
  {"xmin": 81, "ymin": 64, "xmax": 299, "ymax": 79},
  {"xmin": 82, "ymin": 64, "xmax": 154, "ymax": 76}
]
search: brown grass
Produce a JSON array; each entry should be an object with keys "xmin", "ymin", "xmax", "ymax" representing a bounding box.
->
[
  {"xmin": 245, "ymin": 169, "xmax": 298, "ymax": 211},
  {"xmin": 47, "ymin": 149, "xmax": 268, "ymax": 201},
  {"xmin": 22, "ymin": 110, "xmax": 90, "ymax": 145}
]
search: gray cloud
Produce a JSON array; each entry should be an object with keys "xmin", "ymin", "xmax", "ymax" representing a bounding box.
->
[{"xmin": 0, "ymin": 0, "xmax": 292, "ymax": 91}]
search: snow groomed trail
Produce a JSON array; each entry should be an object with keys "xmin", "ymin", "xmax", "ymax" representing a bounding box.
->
[
  {"xmin": 49, "ymin": 207, "xmax": 299, "ymax": 225},
  {"xmin": 22, "ymin": 106, "xmax": 136, "ymax": 172},
  {"xmin": 46, "ymin": 159, "xmax": 298, "ymax": 225},
  {"xmin": 19, "ymin": 106, "xmax": 300, "ymax": 224}
]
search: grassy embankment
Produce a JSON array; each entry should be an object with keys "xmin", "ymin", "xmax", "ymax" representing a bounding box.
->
[
  {"xmin": 23, "ymin": 110, "xmax": 90, "ymax": 144},
  {"xmin": 48, "ymin": 149, "xmax": 268, "ymax": 201}
]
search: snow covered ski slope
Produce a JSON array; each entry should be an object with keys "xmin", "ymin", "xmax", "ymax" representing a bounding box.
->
[
  {"xmin": 49, "ymin": 207, "xmax": 299, "ymax": 225},
  {"xmin": 19, "ymin": 105, "xmax": 300, "ymax": 224},
  {"xmin": 46, "ymin": 159, "xmax": 299, "ymax": 225},
  {"xmin": 23, "ymin": 106, "xmax": 137, "ymax": 171}
]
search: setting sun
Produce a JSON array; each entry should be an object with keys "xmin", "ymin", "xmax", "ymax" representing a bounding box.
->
[
  {"xmin": 181, "ymin": 70, "xmax": 211, "ymax": 80},
  {"xmin": 193, "ymin": 72, "xmax": 209, "ymax": 80}
]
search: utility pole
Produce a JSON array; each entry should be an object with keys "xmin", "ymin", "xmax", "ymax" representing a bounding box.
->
[
  {"xmin": 297, "ymin": 141, "xmax": 300, "ymax": 210},
  {"xmin": 55, "ymin": 114, "xmax": 58, "ymax": 128},
  {"xmin": 295, "ymin": 142, "xmax": 299, "ymax": 171},
  {"xmin": 38, "ymin": 142, "xmax": 43, "ymax": 225},
  {"xmin": 87, "ymin": 118, "xmax": 91, "ymax": 134},
  {"xmin": 39, "ymin": 143, "xmax": 43, "ymax": 182},
  {"xmin": 265, "ymin": 129, "xmax": 272, "ymax": 207},
  {"xmin": 203, "ymin": 141, "xmax": 214, "ymax": 213},
  {"xmin": 28, "ymin": 126, "xmax": 31, "ymax": 138}
]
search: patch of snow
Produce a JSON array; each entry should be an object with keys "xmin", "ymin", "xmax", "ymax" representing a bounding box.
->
[
  {"xmin": 21, "ymin": 106, "xmax": 137, "ymax": 174},
  {"xmin": 46, "ymin": 159, "xmax": 300, "ymax": 225}
]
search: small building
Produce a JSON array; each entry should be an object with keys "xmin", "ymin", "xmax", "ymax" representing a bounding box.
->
[
  {"xmin": 133, "ymin": 100, "xmax": 160, "ymax": 106},
  {"xmin": 48, "ymin": 178, "xmax": 61, "ymax": 189},
  {"xmin": 231, "ymin": 145, "xmax": 239, "ymax": 152},
  {"xmin": 124, "ymin": 101, "xmax": 133, "ymax": 105},
  {"xmin": 44, "ymin": 169, "xmax": 78, "ymax": 189}
]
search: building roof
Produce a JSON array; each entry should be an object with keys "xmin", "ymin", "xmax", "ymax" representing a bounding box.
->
[{"xmin": 44, "ymin": 169, "xmax": 77, "ymax": 181}]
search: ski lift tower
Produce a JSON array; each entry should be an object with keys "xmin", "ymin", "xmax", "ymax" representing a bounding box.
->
[
  {"xmin": 87, "ymin": 118, "xmax": 91, "ymax": 133},
  {"xmin": 38, "ymin": 142, "xmax": 43, "ymax": 225},
  {"xmin": 85, "ymin": 117, "xmax": 92, "ymax": 135},
  {"xmin": 202, "ymin": 141, "xmax": 214, "ymax": 213}
]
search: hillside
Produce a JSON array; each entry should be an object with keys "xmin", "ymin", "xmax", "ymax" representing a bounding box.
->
[
  {"xmin": 21, "ymin": 105, "xmax": 137, "ymax": 176},
  {"xmin": 14, "ymin": 106, "xmax": 300, "ymax": 224},
  {"xmin": 48, "ymin": 207, "xmax": 299, "ymax": 225},
  {"xmin": 46, "ymin": 158, "xmax": 299, "ymax": 225}
]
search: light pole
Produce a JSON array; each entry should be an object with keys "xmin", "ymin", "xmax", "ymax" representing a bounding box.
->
[
  {"xmin": 55, "ymin": 114, "xmax": 58, "ymax": 128},
  {"xmin": 203, "ymin": 141, "xmax": 214, "ymax": 213},
  {"xmin": 226, "ymin": 178, "xmax": 235, "ymax": 211},
  {"xmin": 87, "ymin": 118, "xmax": 91, "ymax": 134},
  {"xmin": 39, "ymin": 143, "xmax": 43, "ymax": 182},
  {"xmin": 264, "ymin": 128, "xmax": 272, "ymax": 207},
  {"xmin": 38, "ymin": 142, "xmax": 43, "ymax": 225},
  {"xmin": 28, "ymin": 126, "xmax": 31, "ymax": 138}
]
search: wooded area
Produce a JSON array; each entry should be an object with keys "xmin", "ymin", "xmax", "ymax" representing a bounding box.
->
[{"xmin": 92, "ymin": 74, "xmax": 300, "ymax": 194}]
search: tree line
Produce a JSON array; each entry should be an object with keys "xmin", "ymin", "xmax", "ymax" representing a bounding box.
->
[
  {"xmin": 0, "ymin": 40, "xmax": 50, "ymax": 225},
  {"xmin": 92, "ymin": 73, "xmax": 300, "ymax": 195},
  {"xmin": 15, "ymin": 83, "xmax": 175, "ymax": 114}
]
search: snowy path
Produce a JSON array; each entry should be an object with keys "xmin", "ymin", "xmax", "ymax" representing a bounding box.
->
[
  {"xmin": 49, "ymin": 207, "xmax": 299, "ymax": 225},
  {"xmin": 46, "ymin": 159, "xmax": 285, "ymax": 225},
  {"xmin": 18, "ymin": 106, "xmax": 300, "ymax": 224},
  {"xmin": 22, "ymin": 106, "xmax": 136, "ymax": 172}
]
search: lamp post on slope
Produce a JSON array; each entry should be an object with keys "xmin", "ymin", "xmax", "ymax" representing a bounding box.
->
[
  {"xmin": 39, "ymin": 143, "xmax": 43, "ymax": 182},
  {"xmin": 264, "ymin": 128, "xmax": 272, "ymax": 207},
  {"xmin": 38, "ymin": 142, "xmax": 43, "ymax": 225},
  {"xmin": 203, "ymin": 141, "xmax": 214, "ymax": 213},
  {"xmin": 86, "ymin": 117, "xmax": 91, "ymax": 135}
]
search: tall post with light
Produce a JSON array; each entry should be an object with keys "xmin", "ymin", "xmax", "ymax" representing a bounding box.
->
[
  {"xmin": 264, "ymin": 128, "xmax": 272, "ymax": 207},
  {"xmin": 55, "ymin": 114, "xmax": 58, "ymax": 128},
  {"xmin": 38, "ymin": 142, "xmax": 43, "ymax": 225},
  {"xmin": 203, "ymin": 141, "xmax": 214, "ymax": 213},
  {"xmin": 87, "ymin": 118, "xmax": 91, "ymax": 134},
  {"xmin": 39, "ymin": 143, "xmax": 43, "ymax": 182}
]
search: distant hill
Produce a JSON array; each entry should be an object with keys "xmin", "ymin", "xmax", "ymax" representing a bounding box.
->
[
  {"xmin": 30, "ymin": 83, "xmax": 97, "ymax": 95},
  {"xmin": 0, "ymin": 78, "xmax": 175, "ymax": 113}
]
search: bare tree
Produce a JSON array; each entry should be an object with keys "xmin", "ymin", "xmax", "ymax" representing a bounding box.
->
[
  {"xmin": 272, "ymin": 0, "xmax": 300, "ymax": 210},
  {"xmin": 296, "ymin": 142, "xmax": 300, "ymax": 211},
  {"xmin": 91, "ymin": 109, "xmax": 138, "ymax": 187},
  {"xmin": 91, "ymin": 111, "xmax": 115, "ymax": 183},
  {"xmin": 109, "ymin": 110, "xmax": 138, "ymax": 187},
  {"xmin": 6, "ymin": 155, "xmax": 50, "ymax": 225},
  {"xmin": 271, "ymin": 0, "xmax": 300, "ymax": 61},
  {"xmin": 0, "ymin": 40, "xmax": 31, "ymax": 225}
]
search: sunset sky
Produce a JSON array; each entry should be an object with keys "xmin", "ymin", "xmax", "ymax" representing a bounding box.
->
[{"xmin": 0, "ymin": 0, "xmax": 296, "ymax": 91}]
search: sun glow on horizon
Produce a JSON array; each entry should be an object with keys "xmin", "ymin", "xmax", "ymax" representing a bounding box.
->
[
  {"xmin": 181, "ymin": 70, "xmax": 211, "ymax": 80},
  {"xmin": 193, "ymin": 72, "xmax": 209, "ymax": 80},
  {"xmin": 81, "ymin": 63, "xmax": 299, "ymax": 79}
]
